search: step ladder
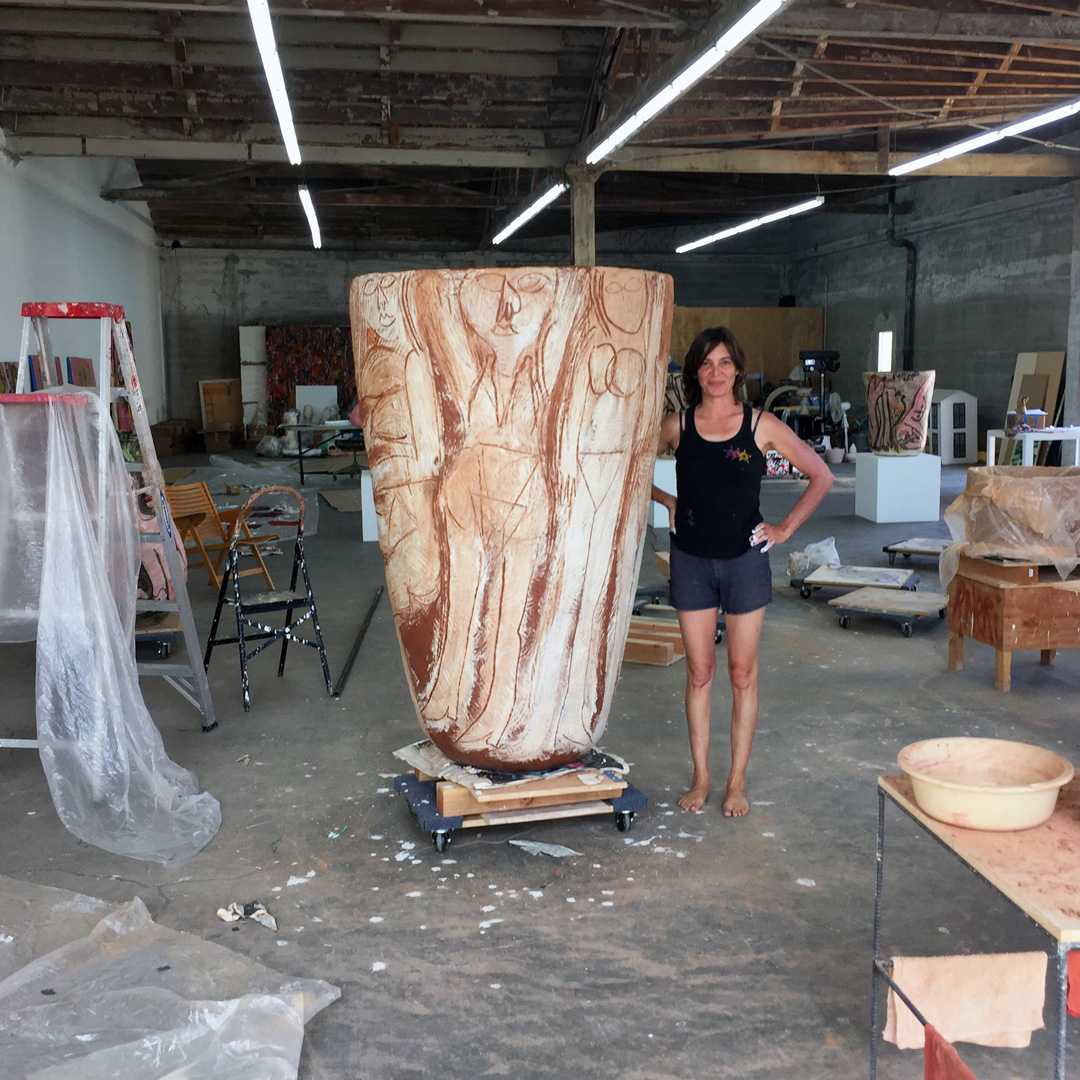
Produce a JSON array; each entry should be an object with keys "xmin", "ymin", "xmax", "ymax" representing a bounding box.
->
[
  {"xmin": 203, "ymin": 485, "xmax": 333, "ymax": 712},
  {"xmin": 16, "ymin": 302, "xmax": 217, "ymax": 731}
]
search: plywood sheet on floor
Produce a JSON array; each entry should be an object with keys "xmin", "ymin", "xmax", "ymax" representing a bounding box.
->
[{"xmin": 320, "ymin": 487, "xmax": 365, "ymax": 512}]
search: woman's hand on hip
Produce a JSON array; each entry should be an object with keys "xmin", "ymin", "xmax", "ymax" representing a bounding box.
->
[{"xmin": 750, "ymin": 521, "xmax": 785, "ymax": 552}]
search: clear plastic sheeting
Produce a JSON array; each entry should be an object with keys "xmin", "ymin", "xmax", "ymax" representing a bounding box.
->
[
  {"xmin": 0, "ymin": 392, "xmax": 220, "ymax": 864},
  {"xmin": 943, "ymin": 466, "xmax": 1080, "ymax": 585},
  {"xmin": 0, "ymin": 896, "xmax": 340, "ymax": 1080}
]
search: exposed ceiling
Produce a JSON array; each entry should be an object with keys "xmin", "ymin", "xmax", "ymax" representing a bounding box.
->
[{"xmin": 3, "ymin": 0, "xmax": 1080, "ymax": 251}]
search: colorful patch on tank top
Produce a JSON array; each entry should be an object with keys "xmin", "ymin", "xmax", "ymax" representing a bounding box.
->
[{"xmin": 725, "ymin": 447, "xmax": 752, "ymax": 463}]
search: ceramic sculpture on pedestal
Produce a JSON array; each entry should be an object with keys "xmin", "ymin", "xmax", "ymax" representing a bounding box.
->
[
  {"xmin": 863, "ymin": 370, "xmax": 936, "ymax": 455},
  {"xmin": 351, "ymin": 267, "xmax": 674, "ymax": 770}
]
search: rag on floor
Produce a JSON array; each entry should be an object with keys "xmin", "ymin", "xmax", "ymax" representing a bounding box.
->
[
  {"xmin": 924, "ymin": 1024, "xmax": 978, "ymax": 1080},
  {"xmin": 884, "ymin": 952, "xmax": 1046, "ymax": 1050}
]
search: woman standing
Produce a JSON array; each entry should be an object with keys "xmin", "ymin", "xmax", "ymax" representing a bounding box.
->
[{"xmin": 652, "ymin": 327, "xmax": 834, "ymax": 815}]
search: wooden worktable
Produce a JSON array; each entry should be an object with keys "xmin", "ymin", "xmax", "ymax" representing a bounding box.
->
[
  {"xmin": 880, "ymin": 774, "xmax": 1080, "ymax": 943},
  {"xmin": 947, "ymin": 553, "xmax": 1080, "ymax": 691}
]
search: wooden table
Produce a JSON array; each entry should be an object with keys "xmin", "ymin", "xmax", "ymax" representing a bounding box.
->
[
  {"xmin": 871, "ymin": 774, "xmax": 1080, "ymax": 1080},
  {"xmin": 946, "ymin": 553, "xmax": 1080, "ymax": 690}
]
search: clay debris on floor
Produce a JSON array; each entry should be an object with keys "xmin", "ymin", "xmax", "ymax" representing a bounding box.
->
[{"xmin": 2, "ymin": 460, "xmax": 1078, "ymax": 1079}]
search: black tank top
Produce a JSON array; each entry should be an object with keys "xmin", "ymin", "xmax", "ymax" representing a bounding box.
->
[{"xmin": 671, "ymin": 403, "xmax": 765, "ymax": 559}]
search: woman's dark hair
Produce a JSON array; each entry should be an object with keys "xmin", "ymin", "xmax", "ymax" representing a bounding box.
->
[{"xmin": 681, "ymin": 326, "xmax": 747, "ymax": 409}]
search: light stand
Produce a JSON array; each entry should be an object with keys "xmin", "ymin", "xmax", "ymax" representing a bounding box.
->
[{"xmin": 799, "ymin": 350, "xmax": 840, "ymax": 432}]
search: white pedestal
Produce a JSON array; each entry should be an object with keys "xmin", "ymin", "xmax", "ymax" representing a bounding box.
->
[
  {"xmin": 650, "ymin": 458, "xmax": 676, "ymax": 529},
  {"xmin": 855, "ymin": 453, "xmax": 941, "ymax": 523},
  {"xmin": 361, "ymin": 469, "xmax": 378, "ymax": 542}
]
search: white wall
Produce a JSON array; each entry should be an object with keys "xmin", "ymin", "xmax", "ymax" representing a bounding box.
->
[{"xmin": 0, "ymin": 148, "xmax": 167, "ymax": 420}]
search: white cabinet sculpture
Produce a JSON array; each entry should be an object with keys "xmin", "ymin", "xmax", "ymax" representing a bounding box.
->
[{"xmin": 351, "ymin": 267, "xmax": 674, "ymax": 770}]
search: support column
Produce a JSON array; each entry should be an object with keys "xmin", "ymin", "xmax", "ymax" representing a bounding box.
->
[
  {"xmin": 1065, "ymin": 182, "xmax": 1080, "ymax": 425},
  {"xmin": 566, "ymin": 164, "xmax": 598, "ymax": 267}
]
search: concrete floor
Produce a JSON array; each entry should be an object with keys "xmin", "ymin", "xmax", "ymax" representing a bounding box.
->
[{"xmin": 3, "ymin": 458, "xmax": 1079, "ymax": 1079}]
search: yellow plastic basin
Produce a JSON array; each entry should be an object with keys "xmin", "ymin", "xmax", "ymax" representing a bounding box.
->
[{"xmin": 897, "ymin": 737, "xmax": 1074, "ymax": 831}]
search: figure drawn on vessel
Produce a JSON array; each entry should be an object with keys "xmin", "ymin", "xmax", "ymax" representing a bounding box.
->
[{"xmin": 353, "ymin": 267, "xmax": 673, "ymax": 768}]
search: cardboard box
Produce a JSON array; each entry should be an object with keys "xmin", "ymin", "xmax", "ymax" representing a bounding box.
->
[
  {"xmin": 201, "ymin": 425, "xmax": 237, "ymax": 453},
  {"xmin": 151, "ymin": 419, "xmax": 197, "ymax": 457}
]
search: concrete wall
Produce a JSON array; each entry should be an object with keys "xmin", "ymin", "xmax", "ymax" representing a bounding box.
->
[
  {"xmin": 159, "ymin": 240, "xmax": 789, "ymax": 421},
  {"xmin": 788, "ymin": 178, "xmax": 1076, "ymax": 444},
  {"xmin": 0, "ymin": 149, "xmax": 166, "ymax": 420}
]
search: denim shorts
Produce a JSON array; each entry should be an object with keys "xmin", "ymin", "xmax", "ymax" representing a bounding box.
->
[{"xmin": 669, "ymin": 543, "xmax": 773, "ymax": 615}]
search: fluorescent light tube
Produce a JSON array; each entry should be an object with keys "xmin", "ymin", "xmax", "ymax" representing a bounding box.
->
[
  {"xmin": 676, "ymin": 195, "xmax": 824, "ymax": 253},
  {"xmin": 246, "ymin": 0, "xmax": 302, "ymax": 165},
  {"xmin": 585, "ymin": 0, "xmax": 784, "ymax": 165},
  {"xmin": 299, "ymin": 185, "xmax": 321, "ymax": 249},
  {"xmin": 1001, "ymin": 97, "xmax": 1080, "ymax": 138},
  {"xmin": 891, "ymin": 95, "xmax": 1080, "ymax": 177},
  {"xmin": 491, "ymin": 183, "xmax": 568, "ymax": 245},
  {"xmin": 246, "ymin": 0, "xmax": 277, "ymax": 63}
]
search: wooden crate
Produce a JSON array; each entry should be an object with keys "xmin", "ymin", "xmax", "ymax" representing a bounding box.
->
[
  {"xmin": 623, "ymin": 614, "xmax": 684, "ymax": 666},
  {"xmin": 947, "ymin": 560, "xmax": 1080, "ymax": 690},
  {"xmin": 435, "ymin": 768, "xmax": 626, "ymax": 819}
]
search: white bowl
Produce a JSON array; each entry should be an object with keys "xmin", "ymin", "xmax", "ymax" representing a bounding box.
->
[{"xmin": 898, "ymin": 737, "xmax": 1073, "ymax": 831}]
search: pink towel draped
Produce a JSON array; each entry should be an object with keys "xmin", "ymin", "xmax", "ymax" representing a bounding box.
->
[{"xmin": 884, "ymin": 953, "xmax": 1046, "ymax": 1050}]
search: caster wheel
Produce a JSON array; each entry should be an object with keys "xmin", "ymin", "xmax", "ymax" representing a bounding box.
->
[
  {"xmin": 615, "ymin": 811, "xmax": 634, "ymax": 832},
  {"xmin": 433, "ymin": 831, "xmax": 452, "ymax": 852},
  {"xmin": 901, "ymin": 623, "xmax": 913, "ymax": 638},
  {"xmin": 902, "ymin": 553, "xmax": 911, "ymax": 560},
  {"xmin": 714, "ymin": 627, "xmax": 724, "ymax": 645},
  {"xmin": 838, "ymin": 615, "xmax": 850, "ymax": 630},
  {"xmin": 800, "ymin": 585, "xmax": 812, "ymax": 599},
  {"xmin": 938, "ymin": 608, "xmax": 946, "ymax": 619},
  {"xmin": 888, "ymin": 553, "xmax": 896, "ymax": 565}
]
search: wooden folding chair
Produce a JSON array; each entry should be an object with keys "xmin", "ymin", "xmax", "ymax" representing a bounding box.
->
[{"xmin": 164, "ymin": 481, "xmax": 277, "ymax": 591}]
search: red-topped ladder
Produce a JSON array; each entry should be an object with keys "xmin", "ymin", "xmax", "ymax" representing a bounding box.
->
[{"xmin": 16, "ymin": 302, "xmax": 217, "ymax": 731}]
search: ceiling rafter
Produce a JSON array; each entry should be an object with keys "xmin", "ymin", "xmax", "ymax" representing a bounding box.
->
[{"xmin": 4, "ymin": 0, "xmax": 1080, "ymax": 248}]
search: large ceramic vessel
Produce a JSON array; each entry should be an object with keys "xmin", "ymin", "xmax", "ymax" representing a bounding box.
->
[
  {"xmin": 351, "ymin": 267, "xmax": 673, "ymax": 770},
  {"xmin": 863, "ymin": 370, "xmax": 936, "ymax": 456}
]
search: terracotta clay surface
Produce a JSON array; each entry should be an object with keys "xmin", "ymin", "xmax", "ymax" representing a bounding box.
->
[
  {"xmin": 863, "ymin": 370, "xmax": 936, "ymax": 455},
  {"xmin": 351, "ymin": 267, "xmax": 674, "ymax": 769}
]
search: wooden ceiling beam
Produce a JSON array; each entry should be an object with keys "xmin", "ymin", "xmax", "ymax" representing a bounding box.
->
[
  {"xmin": 0, "ymin": 0, "xmax": 688, "ymax": 30},
  {"xmin": 768, "ymin": 9, "xmax": 1080, "ymax": 48},
  {"xmin": 5, "ymin": 114, "xmax": 573, "ymax": 149},
  {"xmin": 4, "ymin": 133, "xmax": 570, "ymax": 167},
  {"xmin": 603, "ymin": 146, "xmax": 1080, "ymax": 177},
  {"xmin": 0, "ymin": 89, "xmax": 574, "ymax": 130},
  {"xmin": 18, "ymin": 138, "xmax": 1075, "ymax": 180},
  {"xmin": 0, "ymin": 36, "xmax": 599, "ymax": 77},
  {"xmin": 0, "ymin": 61, "xmax": 591, "ymax": 101},
  {"xmin": 0, "ymin": 9, "xmax": 602, "ymax": 51},
  {"xmin": 106, "ymin": 186, "xmax": 509, "ymax": 207}
]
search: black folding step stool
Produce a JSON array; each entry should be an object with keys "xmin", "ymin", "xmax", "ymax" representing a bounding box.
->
[{"xmin": 204, "ymin": 485, "xmax": 333, "ymax": 711}]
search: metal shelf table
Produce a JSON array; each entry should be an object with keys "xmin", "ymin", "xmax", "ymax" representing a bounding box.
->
[
  {"xmin": 871, "ymin": 774, "xmax": 1080, "ymax": 1080},
  {"xmin": 278, "ymin": 422, "xmax": 362, "ymax": 485}
]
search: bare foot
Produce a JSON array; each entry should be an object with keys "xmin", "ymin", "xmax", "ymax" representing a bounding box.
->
[
  {"xmin": 722, "ymin": 775, "xmax": 750, "ymax": 817},
  {"xmin": 678, "ymin": 775, "xmax": 710, "ymax": 812}
]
